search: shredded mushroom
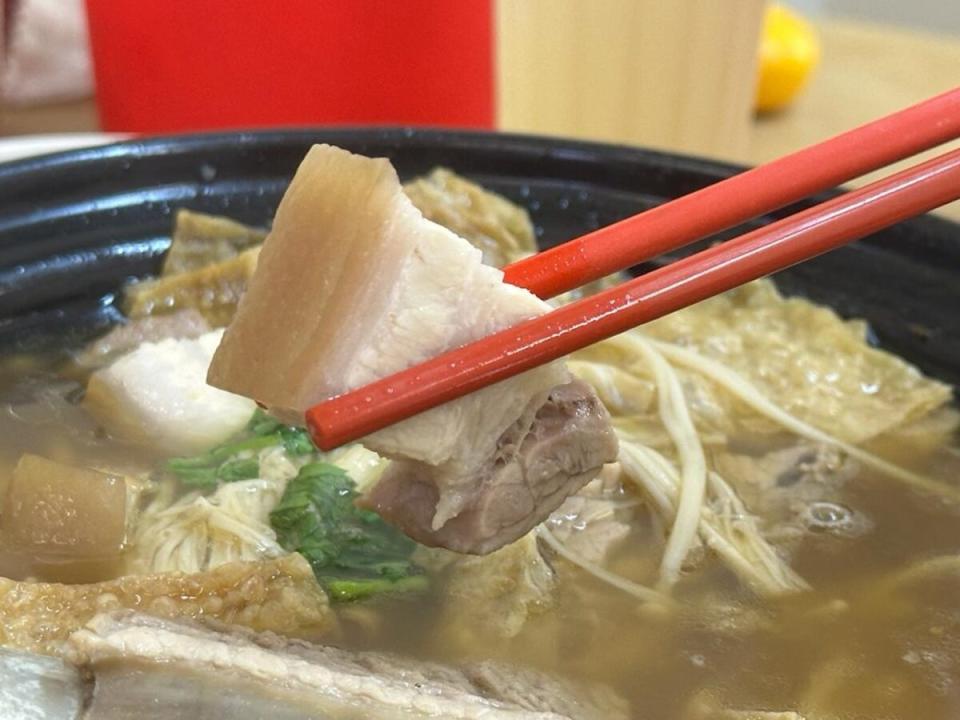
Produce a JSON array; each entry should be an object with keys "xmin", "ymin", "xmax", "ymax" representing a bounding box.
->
[
  {"xmin": 650, "ymin": 339, "xmax": 959, "ymax": 502},
  {"xmin": 629, "ymin": 337, "xmax": 708, "ymax": 589}
]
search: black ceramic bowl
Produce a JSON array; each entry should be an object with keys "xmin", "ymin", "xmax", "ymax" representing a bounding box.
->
[{"xmin": 0, "ymin": 129, "xmax": 958, "ymax": 386}]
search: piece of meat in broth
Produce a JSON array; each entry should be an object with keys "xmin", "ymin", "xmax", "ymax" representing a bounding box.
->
[
  {"xmin": 207, "ymin": 144, "xmax": 618, "ymax": 554},
  {"xmin": 69, "ymin": 611, "xmax": 628, "ymax": 720},
  {"xmin": 365, "ymin": 379, "xmax": 619, "ymax": 554}
]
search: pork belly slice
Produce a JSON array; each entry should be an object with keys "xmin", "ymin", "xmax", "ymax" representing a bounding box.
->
[
  {"xmin": 364, "ymin": 380, "xmax": 618, "ymax": 554},
  {"xmin": 0, "ymin": 647, "xmax": 85, "ymax": 720},
  {"xmin": 71, "ymin": 611, "xmax": 627, "ymax": 720},
  {"xmin": 208, "ymin": 144, "xmax": 617, "ymax": 551}
]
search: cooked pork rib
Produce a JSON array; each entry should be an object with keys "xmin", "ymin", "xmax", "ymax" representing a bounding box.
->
[
  {"xmin": 208, "ymin": 144, "xmax": 617, "ymax": 553},
  {"xmin": 364, "ymin": 380, "xmax": 618, "ymax": 553},
  {"xmin": 71, "ymin": 611, "xmax": 627, "ymax": 720}
]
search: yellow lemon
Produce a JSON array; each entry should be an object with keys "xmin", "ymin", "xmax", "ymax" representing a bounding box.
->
[{"xmin": 755, "ymin": 4, "xmax": 820, "ymax": 113}]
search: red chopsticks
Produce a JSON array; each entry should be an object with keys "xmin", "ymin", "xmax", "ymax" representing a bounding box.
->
[
  {"xmin": 306, "ymin": 88, "xmax": 960, "ymax": 451},
  {"xmin": 307, "ymin": 146, "xmax": 960, "ymax": 450},
  {"xmin": 504, "ymin": 86, "xmax": 960, "ymax": 299}
]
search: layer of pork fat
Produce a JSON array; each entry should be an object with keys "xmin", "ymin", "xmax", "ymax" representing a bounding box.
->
[
  {"xmin": 207, "ymin": 144, "xmax": 573, "ymax": 531},
  {"xmin": 0, "ymin": 647, "xmax": 84, "ymax": 720},
  {"xmin": 70, "ymin": 611, "xmax": 627, "ymax": 720}
]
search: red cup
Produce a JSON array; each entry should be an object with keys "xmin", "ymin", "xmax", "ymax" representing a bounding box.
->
[{"xmin": 85, "ymin": 0, "xmax": 494, "ymax": 133}]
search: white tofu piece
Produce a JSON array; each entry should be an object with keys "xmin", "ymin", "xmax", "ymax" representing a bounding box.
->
[{"xmin": 85, "ymin": 329, "xmax": 255, "ymax": 455}]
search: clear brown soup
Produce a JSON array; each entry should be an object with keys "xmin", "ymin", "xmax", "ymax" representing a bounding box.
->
[
  {"xmin": 2, "ymin": 346, "xmax": 959, "ymax": 719},
  {"xmin": 1, "ymin": 184, "xmax": 958, "ymax": 718}
]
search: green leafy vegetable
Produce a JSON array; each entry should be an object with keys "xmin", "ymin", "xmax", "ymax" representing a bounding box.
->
[
  {"xmin": 281, "ymin": 426, "xmax": 316, "ymax": 456},
  {"xmin": 166, "ymin": 409, "xmax": 316, "ymax": 489},
  {"xmin": 165, "ymin": 413, "xmax": 419, "ymax": 602},
  {"xmin": 248, "ymin": 410, "xmax": 284, "ymax": 436},
  {"xmin": 217, "ymin": 457, "xmax": 261, "ymax": 482},
  {"xmin": 325, "ymin": 575, "xmax": 429, "ymax": 602},
  {"xmin": 270, "ymin": 462, "xmax": 426, "ymax": 602}
]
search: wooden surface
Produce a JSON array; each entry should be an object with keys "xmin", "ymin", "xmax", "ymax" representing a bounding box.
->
[
  {"xmin": 496, "ymin": 0, "xmax": 765, "ymax": 158},
  {"xmin": 0, "ymin": 98, "xmax": 98, "ymax": 136},
  {"xmin": 743, "ymin": 19, "xmax": 960, "ymax": 221}
]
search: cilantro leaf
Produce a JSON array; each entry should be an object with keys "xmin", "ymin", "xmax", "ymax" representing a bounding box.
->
[
  {"xmin": 269, "ymin": 462, "xmax": 425, "ymax": 602},
  {"xmin": 165, "ymin": 409, "xmax": 317, "ymax": 488}
]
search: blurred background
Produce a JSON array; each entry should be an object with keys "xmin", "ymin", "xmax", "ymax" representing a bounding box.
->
[{"xmin": 0, "ymin": 0, "xmax": 957, "ymax": 218}]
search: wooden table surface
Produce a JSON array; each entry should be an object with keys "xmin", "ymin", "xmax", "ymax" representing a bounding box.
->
[
  {"xmin": 742, "ymin": 19, "xmax": 960, "ymax": 222},
  {"xmin": 1, "ymin": 18, "xmax": 958, "ymax": 221}
]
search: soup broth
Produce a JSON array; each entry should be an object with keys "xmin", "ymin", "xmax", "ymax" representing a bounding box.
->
[
  {"xmin": 1, "ymin": 173, "xmax": 958, "ymax": 719},
  {"xmin": 3, "ymin": 356, "xmax": 959, "ymax": 717}
]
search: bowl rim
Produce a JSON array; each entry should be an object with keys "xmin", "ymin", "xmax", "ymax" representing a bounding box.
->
[{"xmin": 0, "ymin": 126, "xmax": 957, "ymax": 387}]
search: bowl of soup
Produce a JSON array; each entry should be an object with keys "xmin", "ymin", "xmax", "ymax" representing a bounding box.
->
[{"xmin": 0, "ymin": 129, "xmax": 958, "ymax": 719}]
